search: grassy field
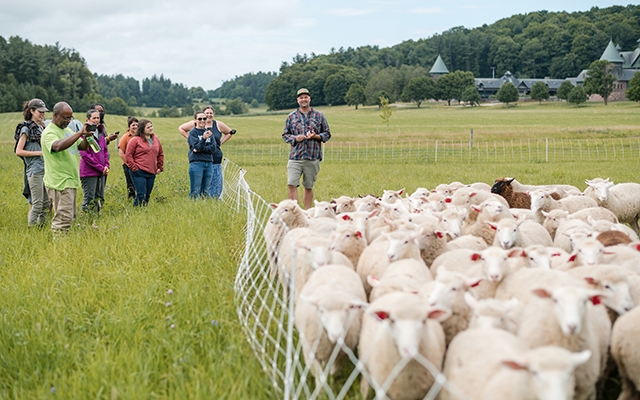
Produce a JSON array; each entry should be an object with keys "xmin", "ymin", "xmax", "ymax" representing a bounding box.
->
[{"xmin": 1, "ymin": 101, "xmax": 638, "ymax": 399}]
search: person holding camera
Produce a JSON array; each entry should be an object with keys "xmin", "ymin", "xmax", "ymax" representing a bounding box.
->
[
  {"xmin": 187, "ymin": 111, "xmax": 217, "ymax": 199},
  {"xmin": 118, "ymin": 117, "xmax": 139, "ymax": 200},
  {"xmin": 178, "ymin": 106, "xmax": 235, "ymax": 199},
  {"xmin": 79, "ymin": 109, "xmax": 110, "ymax": 212},
  {"xmin": 41, "ymin": 102, "xmax": 92, "ymax": 232},
  {"xmin": 126, "ymin": 119, "xmax": 164, "ymax": 207}
]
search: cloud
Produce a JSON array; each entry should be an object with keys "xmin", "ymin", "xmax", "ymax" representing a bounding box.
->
[{"xmin": 327, "ymin": 8, "xmax": 377, "ymax": 17}]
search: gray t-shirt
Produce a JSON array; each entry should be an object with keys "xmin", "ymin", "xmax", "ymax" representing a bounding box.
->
[{"xmin": 20, "ymin": 126, "xmax": 45, "ymax": 176}]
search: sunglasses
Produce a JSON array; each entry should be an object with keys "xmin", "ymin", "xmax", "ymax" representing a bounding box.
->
[{"xmin": 196, "ymin": 117, "xmax": 206, "ymax": 121}]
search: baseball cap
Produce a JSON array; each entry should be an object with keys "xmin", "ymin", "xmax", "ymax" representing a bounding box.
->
[
  {"xmin": 296, "ymin": 88, "xmax": 310, "ymax": 97},
  {"xmin": 28, "ymin": 98, "xmax": 49, "ymax": 112}
]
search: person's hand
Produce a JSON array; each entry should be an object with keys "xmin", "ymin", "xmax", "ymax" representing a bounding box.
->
[
  {"xmin": 103, "ymin": 166, "xmax": 109, "ymax": 176},
  {"xmin": 203, "ymin": 130, "xmax": 212, "ymax": 139},
  {"xmin": 107, "ymin": 133, "xmax": 118, "ymax": 142},
  {"xmin": 295, "ymin": 134, "xmax": 306, "ymax": 142}
]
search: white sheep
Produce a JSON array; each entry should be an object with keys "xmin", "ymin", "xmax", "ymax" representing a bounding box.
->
[
  {"xmin": 542, "ymin": 209, "xmax": 570, "ymax": 239},
  {"xmin": 307, "ymin": 200, "xmax": 336, "ymax": 219},
  {"xmin": 442, "ymin": 327, "xmax": 590, "ymax": 400},
  {"xmin": 464, "ymin": 198, "xmax": 514, "ymax": 245},
  {"xmin": 519, "ymin": 244, "xmax": 570, "ymax": 270},
  {"xmin": 433, "ymin": 206, "xmax": 466, "ymax": 240},
  {"xmin": 489, "ymin": 218, "xmax": 553, "ymax": 249},
  {"xmin": 568, "ymin": 206, "xmax": 619, "ymax": 224},
  {"xmin": 480, "ymin": 346, "xmax": 592, "ymax": 400},
  {"xmin": 265, "ymin": 199, "xmax": 311, "ymax": 277},
  {"xmin": 422, "ymin": 268, "xmax": 483, "ymax": 345},
  {"xmin": 553, "ymin": 219, "xmax": 594, "ymax": 253},
  {"xmin": 529, "ymin": 189, "xmax": 598, "ymax": 223},
  {"xmin": 566, "ymin": 264, "xmax": 634, "ymax": 316},
  {"xmin": 358, "ymin": 292, "xmax": 449, "ymax": 400},
  {"xmin": 331, "ymin": 195, "xmax": 356, "ymax": 214},
  {"xmin": 329, "ymin": 223, "xmax": 368, "ymax": 267},
  {"xmin": 295, "ymin": 265, "xmax": 367, "ymax": 387},
  {"xmin": 367, "ymin": 259, "xmax": 433, "ymax": 302},
  {"xmin": 381, "ymin": 188, "xmax": 405, "ymax": 204},
  {"xmin": 356, "ymin": 229, "xmax": 424, "ymax": 295},
  {"xmin": 584, "ymin": 178, "xmax": 640, "ymax": 234},
  {"xmin": 336, "ymin": 209, "xmax": 378, "ymax": 245},
  {"xmin": 354, "ymin": 194, "xmax": 379, "ymax": 212},
  {"xmin": 464, "ymin": 293, "xmax": 519, "ymax": 331},
  {"xmin": 277, "ymin": 228, "xmax": 354, "ymax": 299},
  {"xmin": 517, "ymin": 285, "xmax": 611, "ymax": 400},
  {"xmin": 507, "ymin": 177, "xmax": 582, "ymax": 196},
  {"xmin": 610, "ymin": 305, "xmax": 640, "ymax": 400}
]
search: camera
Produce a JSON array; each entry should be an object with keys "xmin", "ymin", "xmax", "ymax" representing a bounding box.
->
[
  {"xmin": 205, "ymin": 127, "xmax": 212, "ymax": 132},
  {"xmin": 86, "ymin": 124, "xmax": 97, "ymax": 132},
  {"xmin": 229, "ymin": 129, "xmax": 236, "ymax": 135}
]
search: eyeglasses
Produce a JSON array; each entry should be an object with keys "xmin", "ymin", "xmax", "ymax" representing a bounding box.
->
[
  {"xmin": 196, "ymin": 117, "xmax": 206, "ymax": 121},
  {"xmin": 61, "ymin": 115, "xmax": 73, "ymax": 121}
]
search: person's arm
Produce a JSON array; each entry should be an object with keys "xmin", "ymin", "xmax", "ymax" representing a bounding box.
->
[
  {"xmin": 126, "ymin": 138, "xmax": 138, "ymax": 171},
  {"xmin": 118, "ymin": 139, "xmax": 127, "ymax": 164},
  {"xmin": 216, "ymin": 121, "xmax": 233, "ymax": 145},
  {"xmin": 178, "ymin": 121, "xmax": 194, "ymax": 139},
  {"xmin": 51, "ymin": 125, "xmax": 89, "ymax": 152},
  {"xmin": 309, "ymin": 114, "xmax": 331, "ymax": 142},
  {"xmin": 15, "ymin": 133, "xmax": 42, "ymax": 157},
  {"xmin": 156, "ymin": 141, "xmax": 164, "ymax": 172},
  {"xmin": 282, "ymin": 115, "xmax": 304, "ymax": 145}
]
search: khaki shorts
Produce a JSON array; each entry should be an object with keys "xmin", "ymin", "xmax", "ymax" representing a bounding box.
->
[{"xmin": 287, "ymin": 159, "xmax": 320, "ymax": 189}]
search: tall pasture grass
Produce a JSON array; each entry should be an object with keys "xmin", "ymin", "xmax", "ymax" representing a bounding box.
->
[{"xmin": 0, "ymin": 101, "xmax": 638, "ymax": 399}]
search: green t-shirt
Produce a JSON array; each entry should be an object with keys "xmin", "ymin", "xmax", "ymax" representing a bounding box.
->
[{"xmin": 41, "ymin": 123, "xmax": 81, "ymax": 191}]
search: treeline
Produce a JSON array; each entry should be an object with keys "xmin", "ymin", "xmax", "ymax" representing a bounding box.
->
[
  {"xmin": 209, "ymin": 71, "xmax": 276, "ymax": 104},
  {"xmin": 0, "ymin": 36, "xmax": 219, "ymax": 115},
  {"xmin": 262, "ymin": 5, "xmax": 640, "ymax": 109}
]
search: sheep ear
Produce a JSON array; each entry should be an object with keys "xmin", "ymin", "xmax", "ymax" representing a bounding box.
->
[
  {"xmin": 269, "ymin": 203, "xmax": 278, "ymax": 209},
  {"xmin": 583, "ymin": 277, "xmax": 598, "ymax": 286},
  {"xmin": 368, "ymin": 209, "xmax": 379, "ymax": 218},
  {"xmin": 367, "ymin": 275, "xmax": 380, "ymax": 288},
  {"xmin": 508, "ymin": 248, "xmax": 525, "ymax": 258},
  {"xmin": 341, "ymin": 214, "xmax": 352, "ymax": 221},
  {"xmin": 398, "ymin": 188, "xmax": 405, "ymax": 195},
  {"xmin": 486, "ymin": 221, "xmax": 498, "ymax": 231},
  {"xmin": 508, "ymin": 178, "xmax": 516, "ymax": 184},
  {"xmin": 532, "ymin": 288, "xmax": 552, "ymax": 299},
  {"xmin": 541, "ymin": 210, "xmax": 550, "ymax": 217},
  {"xmin": 355, "ymin": 231, "xmax": 363, "ymax": 238},
  {"xmin": 470, "ymin": 253, "xmax": 482, "ymax": 261},
  {"xmin": 588, "ymin": 291, "xmax": 607, "ymax": 305},
  {"xmin": 571, "ymin": 350, "xmax": 592, "ymax": 367},
  {"xmin": 427, "ymin": 306, "xmax": 451, "ymax": 322},
  {"xmin": 568, "ymin": 253, "xmax": 577, "ymax": 262},
  {"xmin": 471, "ymin": 205, "xmax": 481, "ymax": 213},
  {"xmin": 502, "ymin": 359, "xmax": 528, "ymax": 371},
  {"xmin": 466, "ymin": 277, "xmax": 483, "ymax": 288}
]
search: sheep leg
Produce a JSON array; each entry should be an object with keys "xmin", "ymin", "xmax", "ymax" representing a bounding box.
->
[{"xmin": 630, "ymin": 216, "xmax": 640, "ymax": 235}]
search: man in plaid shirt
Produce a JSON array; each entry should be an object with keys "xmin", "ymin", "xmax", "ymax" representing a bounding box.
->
[{"xmin": 282, "ymin": 88, "xmax": 331, "ymax": 209}]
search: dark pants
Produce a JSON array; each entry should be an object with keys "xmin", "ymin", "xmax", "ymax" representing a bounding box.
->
[
  {"xmin": 131, "ymin": 169, "xmax": 156, "ymax": 206},
  {"xmin": 123, "ymin": 164, "xmax": 136, "ymax": 199},
  {"xmin": 81, "ymin": 175, "xmax": 105, "ymax": 212}
]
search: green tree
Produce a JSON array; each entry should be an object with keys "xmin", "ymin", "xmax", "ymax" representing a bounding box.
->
[
  {"xmin": 345, "ymin": 83, "xmax": 366, "ymax": 110},
  {"xmin": 460, "ymin": 86, "xmax": 481, "ymax": 106},
  {"xmin": 379, "ymin": 96, "xmax": 392, "ymax": 131},
  {"xmin": 556, "ymin": 81, "xmax": 575, "ymax": 101},
  {"xmin": 104, "ymin": 96, "xmax": 133, "ymax": 116},
  {"xmin": 583, "ymin": 60, "xmax": 616, "ymax": 105},
  {"xmin": 626, "ymin": 71, "xmax": 640, "ymax": 103},
  {"xmin": 250, "ymin": 99, "xmax": 260, "ymax": 108},
  {"xmin": 401, "ymin": 76, "xmax": 436, "ymax": 107},
  {"xmin": 323, "ymin": 68, "xmax": 363, "ymax": 105},
  {"xmin": 435, "ymin": 71, "xmax": 475, "ymax": 106},
  {"xmin": 225, "ymin": 97, "xmax": 249, "ymax": 115},
  {"xmin": 568, "ymin": 85, "xmax": 587, "ymax": 106},
  {"xmin": 496, "ymin": 82, "xmax": 519, "ymax": 106},
  {"xmin": 530, "ymin": 81, "xmax": 550, "ymax": 104},
  {"xmin": 182, "ymin": 103, "xmax": 195, "ymax": 117}
]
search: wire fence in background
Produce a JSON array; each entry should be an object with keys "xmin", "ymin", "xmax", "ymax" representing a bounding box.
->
[{"xmin": 224, "ymin": 137, "xmax": 640, "ymax": 165}]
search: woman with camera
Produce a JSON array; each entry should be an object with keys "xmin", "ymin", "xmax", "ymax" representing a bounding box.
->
[
  {"xmin": 126, "ymin": 119, "xmax": 164, "ymax": 207},
  {"xmin": 187, "ymin": 111, "xmax": 217, "ymax": 199},
  {"xmin": 79, "ymin": 109, "xmax": 110, "ymax": 212},
  {"xmin": 178, "ymin": 106, "xmax": 235, "ymax": 199}
]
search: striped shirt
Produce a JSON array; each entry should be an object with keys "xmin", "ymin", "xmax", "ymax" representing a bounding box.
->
[{"xmin": 282, "ymin": 108, "xmax": 331, "ymax": 161}]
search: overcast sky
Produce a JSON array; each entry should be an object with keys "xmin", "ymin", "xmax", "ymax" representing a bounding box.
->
[{"xmin": 0, "ymin": 1, "xmax": 631, "ymax": 91}]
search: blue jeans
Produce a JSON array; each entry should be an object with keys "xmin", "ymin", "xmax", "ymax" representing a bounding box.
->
[
  {"xmin": 189, "ymin": 161, "xmax": 213, "ymax": 199},
  {"xmin": 208, "ymin": 163, "xmax": 223, "ymax": 199},
  {"xmin": 130, "ymin": 169, "xmax": 156, "ymax": 206}
]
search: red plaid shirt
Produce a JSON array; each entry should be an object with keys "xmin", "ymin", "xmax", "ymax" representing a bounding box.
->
[{"xmin": 282, "ymin": 108, "xmax": 331, "ymax": 161}]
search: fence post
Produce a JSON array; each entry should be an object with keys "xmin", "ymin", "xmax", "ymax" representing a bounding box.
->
[
  {"xmin": 469, "ymin": 129, "xmax": 473, "ymax": 150},
  {"xmin": 546, "ymin": 138, "xmax": 549, "ymax": 163},
  {"xmin": 435, "ymin": 140, "xmax": 439, "ymax": 163}
]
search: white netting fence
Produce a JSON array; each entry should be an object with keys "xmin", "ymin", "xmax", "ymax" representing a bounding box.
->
[{"xmin": 222, "ymin": 158, "xmax": 469, "ymax": 400}]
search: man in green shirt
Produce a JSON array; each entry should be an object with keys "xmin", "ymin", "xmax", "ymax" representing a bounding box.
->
[{"xmin": 41, "ymin": 102, "xmax": 91, "ymax": 232}]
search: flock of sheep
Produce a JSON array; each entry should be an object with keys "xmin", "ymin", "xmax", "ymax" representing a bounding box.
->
[{"xmin": 263, "ymin": 177, "xmax": 640, "ymax": 400}]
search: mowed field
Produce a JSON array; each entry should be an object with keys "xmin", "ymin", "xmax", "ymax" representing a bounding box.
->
[{"xmin": 0, "ymin": 100, "xmax": 638, "ymax": 399}]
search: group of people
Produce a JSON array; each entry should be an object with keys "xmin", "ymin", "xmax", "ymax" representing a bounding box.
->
[
  {"xmin": 14, "ymin": 88, "xmax": 328, "ymax": 232},
  {"xmin": 15, "ymin": 100, "xmax": 164, "ymax": 232}
]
